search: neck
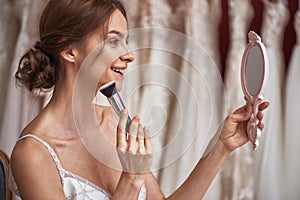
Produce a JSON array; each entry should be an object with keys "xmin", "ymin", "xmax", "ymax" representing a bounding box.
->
[
  {"xmin": 45, "ymin": 71, "xmax": 77, "ymax": 135},
  {"xmin": 45, "ymin": 66, "xmax": 108, "ymax": 138}
]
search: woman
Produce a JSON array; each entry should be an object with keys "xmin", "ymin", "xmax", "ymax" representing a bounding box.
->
[{"xmin": 10, "ymin": 0, "xmax": 269, "ymax": 199}]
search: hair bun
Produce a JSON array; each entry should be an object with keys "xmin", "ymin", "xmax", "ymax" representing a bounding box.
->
[
  {"xmin": 15, "ymin": 42, "xmax": 56, "ymax": 92},
  {"xmin": 34, "ymin": 41, "xmax": 46, "ymax": 54}
]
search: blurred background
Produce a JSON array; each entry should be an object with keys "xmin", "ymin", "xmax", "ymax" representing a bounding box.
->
[{"xmin": 0, "ymin": 0, "xmax": 299, "ymax": 199}]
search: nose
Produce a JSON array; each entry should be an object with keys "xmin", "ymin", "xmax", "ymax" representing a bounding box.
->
[{"xmin": 120, "ymin": 49, "xmax": 135, "ymax": 63}]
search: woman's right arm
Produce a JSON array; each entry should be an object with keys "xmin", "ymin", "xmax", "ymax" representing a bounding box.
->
[{"xmin": 11, "ymin": 139, "xmax": 66, "ymax": 200}]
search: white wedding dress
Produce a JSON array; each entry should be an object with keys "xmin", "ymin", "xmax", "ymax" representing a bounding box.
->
[
  {"xmin": 0, "ymin": 0, "xmax": 19, "ymax": 153},
  {"xmin": 177, "ymin": 1, "xmax": 224, "ymax": 199},
  {"xmin": 222, "ymin": 0, "xmax": 255, "ymax": 199},
  {"xmin": 123, "ymin": 0, "xmax": 188, "ymax": 196},
  {"xmin": 253, "ymin": 1, "xmax": 289, "ymax": 199},
  {"xmin": 284, "ymin": 10, "xmax": 300, "ymax": 200},
  {"xmin": 9, "ymin": 134, "xmax": 146, "ymax": 199},
  {"xmin": 124, "ymin": 1, "xmax": 224, "ymax": 198}
]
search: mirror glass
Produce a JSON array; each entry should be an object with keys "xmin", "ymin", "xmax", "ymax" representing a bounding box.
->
[{"xmin": 245, "ymin": 45, "xmax": 264, "ymax": 96}]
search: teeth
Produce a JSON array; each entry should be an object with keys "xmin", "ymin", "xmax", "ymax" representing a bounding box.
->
[{"xmin": 111, "ymin": 67, "xmax": 124, "ymax": 74}]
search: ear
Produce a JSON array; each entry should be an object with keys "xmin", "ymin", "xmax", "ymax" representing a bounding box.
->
[{"xmin": 60, "ymin": 47, "xmax": 78, "ymax": 63}]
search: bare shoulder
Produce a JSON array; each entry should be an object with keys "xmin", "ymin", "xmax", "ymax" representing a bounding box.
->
[
  {"xmin": 11, "ymin": 135, "xmax": 52, "ymax": 171},
  {"xmin": 11, "ymin": 135, "xmax": 66, "ymax": 199}
]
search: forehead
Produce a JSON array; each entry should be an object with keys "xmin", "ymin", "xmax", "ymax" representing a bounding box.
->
[{"xmin": 108, "ymin": 9, "xmax": 128, "ymax": 34}]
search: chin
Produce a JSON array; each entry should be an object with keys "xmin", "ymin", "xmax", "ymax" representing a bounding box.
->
[{"xmin": 115, "ymin": 79, "xmax": 123, "ymax": 91}]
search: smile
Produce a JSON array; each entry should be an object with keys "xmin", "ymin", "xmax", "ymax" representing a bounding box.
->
[{"xmin": 110, "ymin": 66, "xmax": 126, "ymax": 77}]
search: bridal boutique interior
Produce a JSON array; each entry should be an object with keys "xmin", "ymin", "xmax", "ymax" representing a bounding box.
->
[{"xmin": 0, "ymin": 0, "xmax": 299, "ymax": 199}]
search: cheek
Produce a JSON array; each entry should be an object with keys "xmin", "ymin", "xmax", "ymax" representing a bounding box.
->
[
  {"xmin": 97, "ymin": 67, "xmax": 113, "ymax": 88},
  {"xmin": 97, "ymin": 71, "xmax": 110, "ymax": 89}
]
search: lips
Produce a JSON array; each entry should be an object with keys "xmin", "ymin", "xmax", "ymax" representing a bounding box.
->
[{"xmin": 110, "ymin": 66, "xmax": 126, "ymax": 77}]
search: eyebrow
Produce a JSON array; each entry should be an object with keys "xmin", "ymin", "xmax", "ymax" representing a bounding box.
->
[{"xmin": 108, "ymin": 30, "xmax": 129, "ymax": 40}]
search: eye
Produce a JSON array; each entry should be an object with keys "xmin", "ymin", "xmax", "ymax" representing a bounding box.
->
[{"xmin": 107, "ymin": 38, "xmax": 120, "ymax": 47}]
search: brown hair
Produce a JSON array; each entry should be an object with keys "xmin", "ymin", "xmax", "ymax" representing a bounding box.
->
[{"xmin": 15, "ymin": 0, "xmax": 127, "ymax": 91}]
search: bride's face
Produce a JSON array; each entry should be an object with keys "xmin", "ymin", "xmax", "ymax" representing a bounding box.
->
[
  {"xmin": 78, "ymin": 9, "xmax": 134, "ymax": 92},
  {"xmin": 98, "ymin": 9, "xmax": 134, "ymax": 91}
]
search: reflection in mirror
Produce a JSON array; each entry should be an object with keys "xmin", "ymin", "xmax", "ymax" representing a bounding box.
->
[{"xmin": 245, "ymin": 45, "xmax": 264, "ymax": 96}]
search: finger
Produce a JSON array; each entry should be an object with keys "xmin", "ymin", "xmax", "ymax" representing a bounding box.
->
[
  {"xmin": 128, "ymin": 116, "xmax": 139, "ymax": 152},
  {"xmin": 256, "ymin": 111, "xmax": 264, "ymax": 121},
  {"xmin": 137, "ymin": 125, "xmax": 145, "ymax": 152},
  {"xmin": 144, "ymin": 127, "xmax": 152, "ymax": 153},
  {"xmin": 246, "ymin": 104, "xmax": 253, "ymax": 115},
  {"xmin": 228, "ymin": 105, "xmax": 252, "ymax": 123},
  {"xmin": 118, "ymin": 110, "xmax": 128, "ymax": 133},
  {"xmin": 117, "ymin": 110, "xmax": 128, "ymax": 150},
  {"xmin": 259, "ymin": 101, "xmax": 270, "ymax": 111},
  {"xmin": 233, "ymin": 104, "xmax": 249, "ymax": 114},
  {"xmin": 258, "ymin": 121, "xmax": 264, "ymax": 130}
]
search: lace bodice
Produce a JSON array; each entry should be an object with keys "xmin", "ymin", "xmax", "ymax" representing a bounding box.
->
[{"xmin": 9, "ymin": 134, "xmax": 146, "ymax": 199}]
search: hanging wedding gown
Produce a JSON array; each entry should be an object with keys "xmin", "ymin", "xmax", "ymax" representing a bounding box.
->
[
  {"xmin": 122, "ymin": 0, "xmax": 188, "ymax": 196},
  {"xmin": 124, "ymin": 0, "xmax": 224, "ymax": 198},
  {"xmin": 222, "ymin": 0, "xmax": 255, "ymax": 199},
  {"xmin": 184, "ymin": 0, "xmax": 222, "ymax": 72},
  {"xmin": 0, "ymin": 0, "xmax": 48, "ymax": 155},
  {"xmin": 172, "ymin": 0, "xmax": 224, "ymax": 199},
  {"xmin": 0, "ymin": 0, "xmax": 19, "ymax": 153},
  {"xmin": 253, "ymin": 1, "xmax": 289, "ymax": 199},
  {"xmin": 284, "ymin": 10, "xmax": 300, "ymax": 200}
]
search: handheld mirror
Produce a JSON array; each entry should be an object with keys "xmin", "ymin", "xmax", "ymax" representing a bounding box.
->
[{"xmin": 241, "ymin": 31, "xmax": 269, "ymax": 150}]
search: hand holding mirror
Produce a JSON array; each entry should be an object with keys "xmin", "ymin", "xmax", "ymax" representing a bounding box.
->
[{"xmin": 241, "ymin": 31, "xmax": 269, "ymax": 150}]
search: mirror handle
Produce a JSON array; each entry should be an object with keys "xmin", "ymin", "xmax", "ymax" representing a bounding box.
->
[{"xmin": 246, "ymin": 97, "xmax": 263, "ymax": 150}]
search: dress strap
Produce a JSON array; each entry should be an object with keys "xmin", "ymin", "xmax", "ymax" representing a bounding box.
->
[{"xmin": 18, "ymin": 134, "xmax": 66, "ymax": 181}]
